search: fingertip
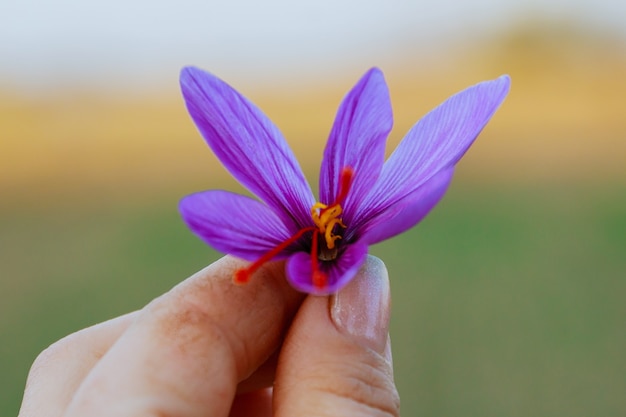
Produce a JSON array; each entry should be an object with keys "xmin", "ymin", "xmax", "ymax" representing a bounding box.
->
[
  {"xmin": 274, "ymin": 255, "xmax": 399, "ymax": 416},
  {"xmin": 330, "ymin": 255, "xmax": 391, "ymax": 353}
]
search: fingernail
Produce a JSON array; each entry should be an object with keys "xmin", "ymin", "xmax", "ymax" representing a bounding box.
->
[{"xmin": 330, "ymin": 256, "xmax": 391, "ymax": 353}]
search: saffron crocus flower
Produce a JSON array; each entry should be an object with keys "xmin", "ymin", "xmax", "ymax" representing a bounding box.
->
[{"xmin": 179, "ymin": 67, "xmax": 510, "ymax": 295}]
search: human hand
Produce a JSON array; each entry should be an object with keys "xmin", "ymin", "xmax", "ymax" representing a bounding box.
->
[{"xmin": 19, "ymin": 255, "xmax": 399, "ymax": 417}]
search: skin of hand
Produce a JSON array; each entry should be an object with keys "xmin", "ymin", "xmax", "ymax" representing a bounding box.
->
[{"xmin": 18, "ymin": 255, "xmax": 399, "ymax": 417}]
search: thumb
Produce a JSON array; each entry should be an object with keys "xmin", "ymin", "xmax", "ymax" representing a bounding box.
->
[{"xmin": 274, "ymin": 255, "xmax": 400, "ymax": 417}]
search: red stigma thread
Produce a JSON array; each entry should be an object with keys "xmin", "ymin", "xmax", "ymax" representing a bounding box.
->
[
  {"xmin": 234, "ymin": 166, "xmax": 354, "ymax": 290},
  {"xmin": 234, "ymin": 226, "xmax": 315, "ymax": 284},
  {"xmin": 310, "ymin": 228, "xmax": 327, "ymax": 289},
  {"xmin": 333, "ymin": 166, "xmax": 354, "ymax": 207},
  {"xmin": 309, "ymin": 167, "xmax": 354, "ymax": 288}
]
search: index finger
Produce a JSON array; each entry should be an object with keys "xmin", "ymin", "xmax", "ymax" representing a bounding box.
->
[{"xmin": 64, "ymin": 256, "xmax": 304, "ymax": 417}]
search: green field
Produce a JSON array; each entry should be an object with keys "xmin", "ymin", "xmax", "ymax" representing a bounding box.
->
[{"xmin": 2, "ymin": 182, "xmax": 624, "ymax": 416}]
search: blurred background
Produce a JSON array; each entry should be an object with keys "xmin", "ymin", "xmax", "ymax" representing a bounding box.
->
[{"xmin": 1, "ymin": 0, "xmax": 625, "ymax": 415}]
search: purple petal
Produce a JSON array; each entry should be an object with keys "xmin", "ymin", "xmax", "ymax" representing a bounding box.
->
[
  {"xmin": 355, "ymin": 75, "xmax": 510, "ymax": 227},
  {"xmin": 286, "ymin": 242, "xmax": 368, "ymax": 295},
  {"xmin": 179, "ymin": 190, "xmax": 292, "ymax": 261},
  {"xmin": 319, "ymin": 68, "xmax": 392, "ymax": 223},
  {"xmin": 358, "ymin": 168, "xmax": 454, "ymax": 244},
  {"xmin": 180, "ymin": 67, "xmax": 315, "ymax": 230}
]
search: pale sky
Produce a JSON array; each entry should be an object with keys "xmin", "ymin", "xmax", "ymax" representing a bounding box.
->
[{"xmin": 1, "ymin": 0, "xmax": 625, "ymax": 92}]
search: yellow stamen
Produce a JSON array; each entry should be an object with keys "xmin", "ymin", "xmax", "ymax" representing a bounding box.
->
[{"xmin": 311, "ymin": 202, "xmax": 346, "ymax": 250}]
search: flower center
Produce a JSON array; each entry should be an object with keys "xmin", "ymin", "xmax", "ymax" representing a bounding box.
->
[
  {"xmin": 234, "ymin": 167, "xmax": 354, "ymax": 290},
  {"xmin": 311, "ymin": 201, "xmax": 346, "ymax": 251}
]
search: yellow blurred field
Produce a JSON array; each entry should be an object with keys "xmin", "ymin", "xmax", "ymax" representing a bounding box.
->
[{"xmin": 2, "ymin": 26, "xmax": 625, "ymax": 208}]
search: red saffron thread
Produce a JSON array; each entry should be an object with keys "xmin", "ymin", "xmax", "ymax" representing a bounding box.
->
[
  {"xmin": 310, "ymin": 229, "xmax": 327, "ymax": 289},
  {"xmin": 333, "ymin": 166, "xmax": 354, "ymax": 206},
  {"xmin": 234, "ymin": 226, "xmax": 315, "ymax": 284},
  {"xmin": 234, "ymin": 166, "xmax": 354, "ymax": 289}
]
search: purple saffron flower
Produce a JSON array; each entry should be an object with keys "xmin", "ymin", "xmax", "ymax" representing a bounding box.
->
[{"xmin": 179, "ymin": 67, "xmax": 510, "ymax": 295}]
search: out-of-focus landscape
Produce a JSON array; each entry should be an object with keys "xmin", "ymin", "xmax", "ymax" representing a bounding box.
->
[{"xmin": 2, "ymin": 15, "xmax": 626, "ymax": 417}]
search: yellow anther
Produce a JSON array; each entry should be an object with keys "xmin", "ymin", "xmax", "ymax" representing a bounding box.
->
[
  {"xmin": 310, "ymin": 202, "xmax": 347, "ymax": 250},
  {"xmin": 311, "ymin": 202, "xmax": 327, "ymax": 230},
  {"xmin": 324, "ymin": 218, "xmax": 346, "ymax": 249}
]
